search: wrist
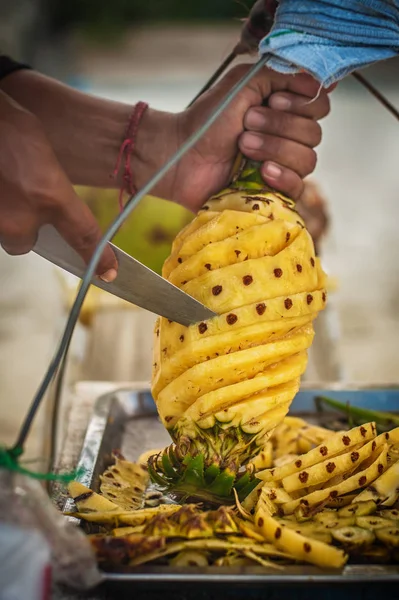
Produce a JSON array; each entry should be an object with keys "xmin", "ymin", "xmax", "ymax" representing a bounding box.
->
[{"xmin": 130, "ymin": 107, "xmax": 180, "ymax": 200}]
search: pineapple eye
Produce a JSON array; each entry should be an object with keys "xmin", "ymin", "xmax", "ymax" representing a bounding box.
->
[
  {"xmin": 177, "ymin": 258, "xmax": 183, "ymax": 264},
  {"xmin": 179, "ymin": 335, "xmax": 184, "ymax": 342},
  {"xmin": 212, "ymin": 285, "xmax": 223, "ymax": 296},
  {"xmin": 226, "ymin": 314, "xmax": 238, "ymax": 325},
  {"xmin": 274, "ymin": 268, "xmax": 283, "ymax": 278},
  {"xmin": 351, "ymin": 452, "xmax": 360, "ymax": 462},
  {"xmin": 307, "ymin": 294, "xmax": 313, "ymax": 305},
  {"xmin": 342, "ymin": 435, "xmax": 351, "ymax": 446},
  {"xmin": 252, "ymin": 204, "xmax": 260, "ymax": 210},
  {"xmin": 204, "ymin": 263, "xmax": 212, "ymax": 270},
  {"xmin": 284, "ymin": 298, "xmax": 293, "ymax": 310},
  {"xmin": 296, "ymin": 264, "xmax": 303, "ymax": 273},
  {"xmin": 320, "ymin": 446, "xmax": 328, "ymax": 456},
  {"xmin": 310, "ymin": 257, "xmax": 315, "ymax": 267},
  {"xmin": 359, "ymin": 476, "xmax": 367, "ymax": 486},
  {"xmin": 304, "ymin": 542, "xmax": 312, "ymax": 553},
  {"xmin": 299, "ymin": 472, "xmax": 309, "ymax": 484},
  {"xmin": 242, "ymin": 275, "xmax": 253, "ymax": 286},
  {"xmin": 256, "ymin": 303, "xmax": 266, "ymax": 315},
  {"xmin": 286, "ymin": 232, "xmax": 291, "ymax": 242},
  {"xmin": 326, "ymin": 462, "xmax": 336, "ymax": 474},
  {"xmin": 198, "ymin": 323, "xmax": 208, "ymax": 334}
]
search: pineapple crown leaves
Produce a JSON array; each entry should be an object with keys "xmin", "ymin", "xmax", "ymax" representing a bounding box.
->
[{"xmin": 147, "ymin": 446, "xmax": 260, "ymax": 506}]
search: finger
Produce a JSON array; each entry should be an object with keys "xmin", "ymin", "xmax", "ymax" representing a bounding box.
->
[
  {"xmin": 0, "ymin": 221, "xmax": 39, "ymax": 255},
  {"xmin": 268, "ymin": 91, "xmax": 331, "ymax": 120},
  {"xmin": 244, "ymin": 107, "xmax": 322, "ymax": 148},
  {"xmin": 239, "ymin": 132, "xmax": 317, "ymax": 178},
  {"xmin": 260, "ymin": 162, "xmax": 305, "ymax": 202},
  {"xmin": 51, "ymin": 189, "xmax": 118, "ymax": 282}
]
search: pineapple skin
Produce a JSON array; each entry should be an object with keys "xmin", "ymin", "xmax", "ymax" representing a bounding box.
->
[{"xmin": 152, "ymin": 189, "xmax": 327, "ymax": 470}]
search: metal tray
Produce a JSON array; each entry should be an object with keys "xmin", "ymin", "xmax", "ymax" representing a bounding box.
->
[{"xmin": 61, "ymin": 386, "xmax": 399, "ymax": 585}]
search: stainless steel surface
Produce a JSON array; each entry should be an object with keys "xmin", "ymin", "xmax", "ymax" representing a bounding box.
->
[
  {"xmin": 59, "ymin": 386, "xmax": 399, "ymax": 584},
  {"xmin": 34, "ymin": 225, "xmax": 216, "ymax": 326}
]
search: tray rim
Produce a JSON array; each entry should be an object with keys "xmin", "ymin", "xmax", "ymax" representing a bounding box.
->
[{"xmin": 60, "ymin": 386, "xmax": 399, "ymax": 584}]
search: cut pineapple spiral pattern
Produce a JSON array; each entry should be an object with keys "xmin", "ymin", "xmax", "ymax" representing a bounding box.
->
[{"xmin": 152, "ymin": 189, "xmax": 327, "ymax": 468}]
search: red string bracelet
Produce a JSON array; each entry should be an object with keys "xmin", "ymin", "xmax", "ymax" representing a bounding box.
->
[{"xmin": 112, "ymin": 101, "xmax": 149, "ymax": 211}]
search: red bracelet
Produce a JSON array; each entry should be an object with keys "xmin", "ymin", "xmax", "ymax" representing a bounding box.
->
[{"xmin": 112, "ymin": 101, "xmax": 149, "ymax": 211}]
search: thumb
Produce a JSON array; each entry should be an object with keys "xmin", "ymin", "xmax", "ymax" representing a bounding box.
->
[{"xmin": 51, "ymin": 186, "xmax": 118, "ymax": 282}]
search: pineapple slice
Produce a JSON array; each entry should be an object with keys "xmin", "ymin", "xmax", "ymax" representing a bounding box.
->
[{"xmin": 151, "ymin": 174, "xmax": 326, "ymax": 502}]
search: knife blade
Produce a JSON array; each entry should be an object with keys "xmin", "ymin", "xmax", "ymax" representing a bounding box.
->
[{"xmin": 33, "ymin": 225, "xmax": 216, "ymax": 326}]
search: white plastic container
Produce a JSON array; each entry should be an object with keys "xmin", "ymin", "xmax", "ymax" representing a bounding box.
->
[{"xmin": 0, "ymin": 523, "xmax": 51, "ymax": 600}]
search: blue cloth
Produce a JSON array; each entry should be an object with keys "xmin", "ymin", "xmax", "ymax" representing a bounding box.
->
[{"xmin": 258, "ymin": 0, "xmax": 399, "ymax": 86}]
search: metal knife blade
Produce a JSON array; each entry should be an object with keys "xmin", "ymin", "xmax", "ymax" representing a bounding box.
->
[{"xmin": 33, "ymin": 225, "xmax": 216, "ymax": 326}]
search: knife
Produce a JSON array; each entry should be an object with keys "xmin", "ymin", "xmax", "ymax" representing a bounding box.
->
[{"xmin": 33, "ymin": 225, "xmax": 216, "ymax": 326}]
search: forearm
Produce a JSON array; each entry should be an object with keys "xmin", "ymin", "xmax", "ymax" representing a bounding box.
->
[{"xmin": 0, "ymin": 69, "xmax": 176, "ymax": 193}]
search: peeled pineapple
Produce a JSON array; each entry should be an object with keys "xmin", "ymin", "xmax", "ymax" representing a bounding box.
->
[{"xmin": 151, "ymin": 167, "xmax": 327, "ymax": 501}]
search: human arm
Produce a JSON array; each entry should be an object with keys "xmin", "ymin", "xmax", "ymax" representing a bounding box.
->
[
  {"xmin": 0, "ymin": 88, "xmax": 117, "ymax": 278},
  {"xmin": 0, "ymin": 64, "xmax": 331, "ymax": 210}
]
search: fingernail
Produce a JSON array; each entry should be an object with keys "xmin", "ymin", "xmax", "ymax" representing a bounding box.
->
[
  {"xmin": 242, "ymin": 133, "xmax": 263, "ymax": 150},
  {"xmin": 269, "ymin": 95, "xmax": 291, "ymax": 110},
  {"xmin": 245, "ymin": 109, "xmax": 266, "ymax": 129},
  {"xmin": 100, "ymin": 268, "xmax": 117, "ymax": 283},
  {"xmin": 264, "ymin": 162, "xmax": 282, "ymax": 179}
]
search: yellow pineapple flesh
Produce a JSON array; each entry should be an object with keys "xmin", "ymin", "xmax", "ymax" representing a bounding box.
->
[{"xmin": 151, "ymin": 175, "xmax": 326, "ymax": 500}]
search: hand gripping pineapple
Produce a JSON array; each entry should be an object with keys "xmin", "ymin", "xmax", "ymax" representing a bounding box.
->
[{"xmin": 151, "ymin": 160, "xmax": 327, "ymax": 503}]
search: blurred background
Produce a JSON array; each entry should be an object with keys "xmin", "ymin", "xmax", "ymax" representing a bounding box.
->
[{"xmin": 0, "ymin": 0, "xmax": 398, "ymax": 457}]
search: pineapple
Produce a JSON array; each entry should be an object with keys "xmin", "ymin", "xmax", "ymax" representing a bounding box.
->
[{"xmin": 150, "ymin": 160, "xmax": 327, "ymax": 502}]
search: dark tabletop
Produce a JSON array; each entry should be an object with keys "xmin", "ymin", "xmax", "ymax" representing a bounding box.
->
[{"xmin": 53, "ymin": 581, "xmax": 399, "ymax": 600}]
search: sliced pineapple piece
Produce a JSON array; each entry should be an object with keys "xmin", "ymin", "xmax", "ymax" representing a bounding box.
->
[
  {"xmin": 68, "ymin": 481, "xmax": 120, "ymax": 513},
  {"xmin": 331, "ymin": 526, "xmax": 375, "ymax": 550},
  {"xmin": 375, "ymin": 526, "xmax": 399, "ymax": 548},
  {"xmin": 255, "ymin": 490, "xmax": 347, "ymax": 569},
  {"xmin": 356, "ymin": 515, "xmax": 396, "ymax": 530},
  {"xmin": 281, "ymin": 431, "xmax": 391, "ymax": 494},
  {"xmin": 250, "ymin": 441, "xmax": 274, "ymax": 470},
  {"xmin": 170, "ymin": 550, "xmax": 209, "ymax": 566},
  {"xmin": 155, "ymin": 315, "xmax": 312, "ymax": 392},
  {"xmin": 337, "ymin": 500, "xmax": 377, "ymax": 518},
  {"xmin": 353, "ymin": 453, "xmax": 399, "ymax": 506},
  {"xmin": 164, "ymin": 210, "xmax": 267, "ymax": 276},
  {"xmin": 168, "ymin": 219, "xmax": 301, "ymax": 286},
  {"xmin": 181, "ymin": 230, "xmax": 319, "ymax": 314},
  {"xmin": 99, "ymin": 455, "xmax": 149, "ymax": 511},
  {"xmin": 73, "ymin": 504, "xmax": 182, "ymax": 525},
  {"xmin": 281, "ymin": 445, "xmax": 390, "ymax": 515},
  {"xmin": 156, "ymin": 326, "xmax": 314, "ymax": 427},
  {"xmin": 258, "ymin": 423, "xmax": 376, "ymax": 483}
]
